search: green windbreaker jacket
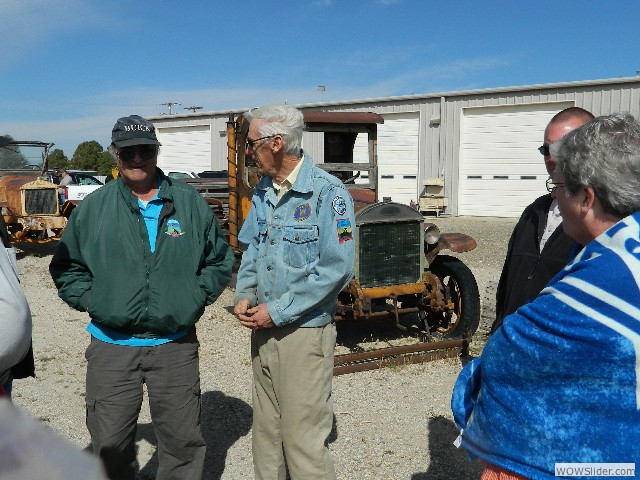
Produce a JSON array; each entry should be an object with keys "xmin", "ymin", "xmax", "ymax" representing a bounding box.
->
[{"xmin": 49, "ymin": 171, "xmax": 233, "ymax": 337}]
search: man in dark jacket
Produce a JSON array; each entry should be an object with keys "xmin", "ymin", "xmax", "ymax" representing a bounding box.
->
[
  {"xmin": 49, "ymin": 115, "xmax": 233, "ymax": 480},
  {"xmin": 491, "ymin": 107, "xmax": 594, "ymax": 333}
]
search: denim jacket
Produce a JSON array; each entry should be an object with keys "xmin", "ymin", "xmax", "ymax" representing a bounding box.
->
[{"xmin": 234, "ymin": 155, "xmax": 355, "ymax": 327}]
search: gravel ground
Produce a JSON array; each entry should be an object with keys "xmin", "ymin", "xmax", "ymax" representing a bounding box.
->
[{"xmin": 10, "ymin": 215, "xmax": 517, "ymax": 480}]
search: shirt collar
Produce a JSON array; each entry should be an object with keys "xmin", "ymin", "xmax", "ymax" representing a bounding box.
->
[{"xmin": 273, "ymin": 158, "xmax": 303, "ymax": 191}]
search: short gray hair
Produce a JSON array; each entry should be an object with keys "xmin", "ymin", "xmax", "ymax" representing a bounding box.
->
[
  {"xmin": 551, "ymin": 112, "xmax": 640, "ymax": 218},
  {"xmin": 244, "ymin": 104, "xmax": 304, "ymax": 156},
  {"xmin": 107, "ymin": 144, "xmax": 118, "ymax": 160}
]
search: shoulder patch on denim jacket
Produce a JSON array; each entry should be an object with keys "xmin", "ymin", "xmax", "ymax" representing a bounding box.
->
[
  {"xmin": 332, "ymin": 196, "xmax": 347, "ymax": 215},
  {"xmin": 336, "ymin": 218, "xmax": 353, "ymax": 243}
]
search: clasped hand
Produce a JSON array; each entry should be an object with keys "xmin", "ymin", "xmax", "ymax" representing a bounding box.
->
[{"xmin": 234, "ymin": 299, "xmax": 274, "ymax": 330}]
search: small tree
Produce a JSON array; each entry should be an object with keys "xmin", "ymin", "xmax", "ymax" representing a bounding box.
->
[
  {"xmin": 70, "ymin": 141, "xmax": 105, "ymax": 171},
  {"xmin": 96, "ymin": 151, "xmax": 116, "ymax": 176},
  {"xmin": 48, "ymin": 149, "xmax": 69, "ymax": 170},
  {"xmin": 68, "ymin": 141, "xmax": 116, "ymax": 176}
]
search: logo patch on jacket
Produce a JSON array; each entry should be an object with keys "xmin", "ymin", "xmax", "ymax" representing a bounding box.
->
[
  {"xmin": 336, "ymin": 218, "xmax": 353, "ymax": 243},
  {"xmin": 332, "ymin": 196, "xmax": 347, "ymax": 215},
  {"xmin": 165, "ymin": 219, "xmax": 185, "ymax": 237},
  {"xmin": 294, "ymin": 203, "xmax": 312, "ymax": 221}
]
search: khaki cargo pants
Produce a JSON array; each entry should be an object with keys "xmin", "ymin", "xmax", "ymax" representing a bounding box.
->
[{"xmin": 251, "ymin": 322, "xmax": 337, "ymax": 480}]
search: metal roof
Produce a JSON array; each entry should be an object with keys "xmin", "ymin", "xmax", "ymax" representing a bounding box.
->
[{"xmin": 148, "ymin": 76, "xmax": 640, "ymax": 122}]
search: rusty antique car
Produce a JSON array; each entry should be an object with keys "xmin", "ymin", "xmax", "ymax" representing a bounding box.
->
[
  {"xmin": 193, "ymin": 111, "xmax": 480, "ymax": 372},
  {"xmin": 0, "ymin": 139, "xmax": 67, "ymax": 243}
]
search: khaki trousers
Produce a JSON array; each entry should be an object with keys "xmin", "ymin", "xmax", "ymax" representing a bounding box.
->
[{"xmin": 251, "ymin": 322, "xmax": 337, "ymax": 480}]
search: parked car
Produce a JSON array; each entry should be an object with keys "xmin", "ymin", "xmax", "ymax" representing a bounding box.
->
[
  {"xmin": 198, "ymin": 170, "xmax": 228, "ymax": 180},
  {"xmin": 221, "ymin": 111, "xmax": 481, "ymax": 340},
  {"xmin": 47, "ymin": 170, "xmax": 104, "ymax": 212},
  {"xmin": 48, "ymin": 170, "xmax": 103, "ymax": 187},
  {"xmin": 163, "ymin": 169, "xmax": 200, "ymax": 179}
]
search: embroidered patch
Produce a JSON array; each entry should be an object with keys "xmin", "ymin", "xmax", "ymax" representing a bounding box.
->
[
  {"xmin": 294, "ymin": 203, "xmax": 312, "ymax": 221},
  {"xmin": 165, "ymin": 219, "xmax": 185, "ymax": 237},
  {"xmin": 336, "ymin": 218, "xmax": 353, "ymax": 243},
  {"xmin": 332, "ymin": 196, "xmax": 347, "ymax": 215}
]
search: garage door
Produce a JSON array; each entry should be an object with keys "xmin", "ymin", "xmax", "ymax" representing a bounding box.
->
[
  {"xmin": 352, "ymin": 112, "xmax": 420, "ymax": 205},
  {"xmin": 156, "ymin": 125, "xmax": 211, "ymax": 174},
  {"xmin": 458, "ymin": 102, "xmax": 573, "ymax": 217}
]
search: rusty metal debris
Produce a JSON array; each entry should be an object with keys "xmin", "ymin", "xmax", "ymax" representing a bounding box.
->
[{"xmin": 333, "ymin": 337, "xmax": 470, "ymax": 376}]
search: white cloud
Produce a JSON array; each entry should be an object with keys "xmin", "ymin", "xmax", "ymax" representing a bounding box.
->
[
  {"xmin": 0, "ymin": 55, "xmax": 510, "ymax": 155},
  {"xmin": 0, "ymin": 0, "xmax": 104, "ymax": 70},
  {"xmin": 0, "ymin": 115, "xmax": 114, "ymax": 157},
  {"xmin": 361, "ymin": 56, "xmax": 511, "ymax": 95}
]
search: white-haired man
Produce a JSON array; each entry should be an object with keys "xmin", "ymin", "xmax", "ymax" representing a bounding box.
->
[{"xmin": 234, "ymin": 104, "xmax": 355, "ymax": 480}]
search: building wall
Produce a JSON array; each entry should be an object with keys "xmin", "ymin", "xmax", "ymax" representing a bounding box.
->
[
  {"xmin": 149, "ymin": 77, "xmax": 640, "ymax": 216},
  {"xmin": 151, "ymin": 115, "xmax": 232, "ymax": 173}
]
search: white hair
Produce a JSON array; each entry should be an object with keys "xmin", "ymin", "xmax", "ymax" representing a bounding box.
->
[{"xmin": 244, "ymin": 104, "xmax": 304, "ymax": 156}]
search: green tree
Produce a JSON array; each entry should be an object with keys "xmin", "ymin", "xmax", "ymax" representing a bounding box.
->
[
  {"xmin": 96, "ymin": 151, "xmax": 116, "ymax": 176},
  {"xmin": 0, "ymin": 135, "xmax": 28, "ymax": 169},
  {"xmin": 70, "ymin": 141, "xmax": 105, "ymax": 171},
  {"xmin": 69, "ymin": 141, "xmax": 116, "ymax": 176},
  {"xmin": 48, "ymin": 148, "xmax": 69, "ymax": 170}
]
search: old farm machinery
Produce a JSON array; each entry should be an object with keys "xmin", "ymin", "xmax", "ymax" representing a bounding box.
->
[{"xmin": 193, "ymin": 111, "xmax": 481, "ymax": 374}]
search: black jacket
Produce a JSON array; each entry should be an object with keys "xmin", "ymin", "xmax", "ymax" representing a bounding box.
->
[{"xmin": 491, "ymin": 194, "xmax": 576, "ymax": 333}]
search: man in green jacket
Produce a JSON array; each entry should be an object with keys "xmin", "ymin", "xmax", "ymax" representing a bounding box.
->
[{"xmin": 49, "ymin": 115, "xmax": 233, "ymax": 480}]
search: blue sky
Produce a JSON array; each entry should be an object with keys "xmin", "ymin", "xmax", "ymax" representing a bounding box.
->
[{"xmin": 1, "ymin": 0, "xmax": 639, "ymax": 157}]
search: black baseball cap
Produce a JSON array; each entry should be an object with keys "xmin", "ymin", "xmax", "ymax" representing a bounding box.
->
[{"xmin": 111, "ymin": 115, "xmax": 161, "ymax": 148}]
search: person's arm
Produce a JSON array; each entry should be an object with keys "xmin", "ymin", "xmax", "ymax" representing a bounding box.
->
[
  {"xmin": 492, "ymin": 224, "xmax": 518, "ymax": 333},
  {"xmin": 0, "ymin": 216, "xmax": 10, "ymax": 247},
  {"xmin": 234, "ymin": 201, "xmax": 260, "ymax": 308},
  {"xmin": 48, "ymin": 210, "xmax": 93, "ymax": 311},
  {"xmin": 197, "ymin": 212, "xmax": 234, "ymax": 305}
]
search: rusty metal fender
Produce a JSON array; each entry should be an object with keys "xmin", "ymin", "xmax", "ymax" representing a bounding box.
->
[
  {"xmin": 438, "ymin": 232, "xmax": 477, "ymax": 253},
  {"xmin": 425, "ymin": 232, "xmax": 477, "ymax": 264}
]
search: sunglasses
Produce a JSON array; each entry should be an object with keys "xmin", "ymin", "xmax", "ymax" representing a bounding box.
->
[
  {"xmin": 117, "ymin": 145, "xmax": 158, "ymax": 162},
  {"xmin": 246, "ymin": 135, "xmax": 276, "ymax": 149},
  {"xmin": 538, "ymin": 145, "xmax": 550, "ymax": 156}
]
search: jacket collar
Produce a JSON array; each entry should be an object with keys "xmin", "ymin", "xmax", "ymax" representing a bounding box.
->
[
  {"xmin": 257, "ymin": 154, "xmax": 314, "ymax": 194},
  {"xmin": 117, "ymin": 168, "xmax": 173, "ymax": 209}
]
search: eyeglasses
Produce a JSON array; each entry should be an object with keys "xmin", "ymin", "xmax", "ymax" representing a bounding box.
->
[
  {"xmin": 538, "ymin": 145, "xmax": 550, "ymax": 156},
  {"xmin": 545, "ymin": 177, "xmax": 565, "ymax": 194},
  {"xmin": 246, "ymin": 135, "xmax": 276, "ymax": 149},
  {"xmin": 117, "ymin": 145, "xmax": 158, "ymax": 162}
]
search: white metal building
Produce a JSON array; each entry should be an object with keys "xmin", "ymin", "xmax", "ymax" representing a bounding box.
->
[{"xmin": 149, "ymin": 77, "xmax": 640, "ymax": 217}]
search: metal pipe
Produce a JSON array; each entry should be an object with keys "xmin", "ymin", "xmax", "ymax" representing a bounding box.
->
[
  {"xmin": 334, "ymin": 338, "xmax": 467, "ymax": 365},
  {"xmin": 333, "ymin": 307, "xmax": 420, "ymax": 322},
  {"xmin": 333, "ymin": 346, "xmax": 464, "ymax": 376}
]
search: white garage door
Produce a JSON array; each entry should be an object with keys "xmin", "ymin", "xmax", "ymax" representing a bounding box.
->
[
  {"xmin": 352, "ymin": 112, "xmax": 420, "ymax": 205},
  {"xmin": 156, "ymin": 125, "xmax": 211, "ymax": 174},
  {"xmin": 458, "ymin": 102, "xmax": 573, "ymax": 217}
]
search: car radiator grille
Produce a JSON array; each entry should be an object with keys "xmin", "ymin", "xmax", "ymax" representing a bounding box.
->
[
  {"xmin": 24, "ymin": 189, "xmax": 58, "ymax": 215},
  {"xmin": 358, "ymin": 221, "xmax": 422, "ymax": 288}
]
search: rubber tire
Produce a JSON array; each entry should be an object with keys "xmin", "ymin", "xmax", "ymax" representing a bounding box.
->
[{"xmin": 428, "ymin": 254, "xmax": 480, "ymax": 339}]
